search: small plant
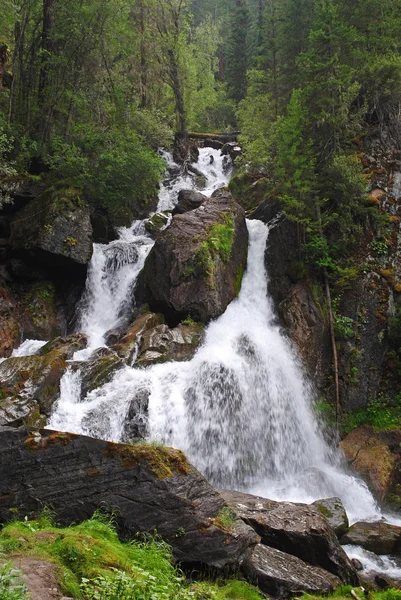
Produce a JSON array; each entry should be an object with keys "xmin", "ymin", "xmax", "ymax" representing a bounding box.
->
[
  {"xmin": 0, "ymin": 562, "xmax": 29, "ymax": 600},
  {"xmin": 370, "ymin": 239, "xmax": 389, "ymax": 256},
  {"xmin": 181, "ymin": 316, "xmax": 197, "ymax": 327},
  {"xmin": 334, "ymin": 313, "xmax": 354, "ymax": 339},
  {"xmin": 214, "ymin": 507, "xmax": 236, "ymax": 531},
  {"xmin": 64, "ymin": 237, "xmax": 78, "ymax": 247}
]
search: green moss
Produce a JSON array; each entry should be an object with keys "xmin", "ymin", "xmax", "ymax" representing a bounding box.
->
[
  {"xmin": 341, "ymin": 395, "xmax": 401, "ymax": 433},
  {"xmin": 194, "ymin": 213, "xmax": 236, "ymax": 287},
  {"xmin": 315, "ymin": 504, "xmax": 333, "ymax": 519},
  {"xmin": 104, "ymin": 442, "xmax": 190, "ymax": 478}
]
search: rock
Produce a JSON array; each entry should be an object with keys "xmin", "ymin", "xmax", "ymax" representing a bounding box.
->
[
  {"xmin": 141, "ymin": 189, "xmax": 248, "ymax": 323},
  {"xmin": 144, "ymin": 212, "xmax": 169, "ymax": 236},
  {"xmin": 136, "ymin": 322, "xmax": 203, "ymax": 366},
  {"xmin": 242, "ymin": 544, "xmax": 341, "ymax": 599},
  {"xmin": 312, "ymin": 497, "xmax": 349, "ymax": 538},
  {"xmin": 340, "ymin": 521, "xmax": 401, "ymax": 555},
  {"xmin": 121, "ymin": 387, "xmax": 150, "ymax": 442},
  {"xmin": 340, "ymin": 426, "xmax": 398, "ymax": 501},
  {"xmin": 10, "ymin": 186, "xmax": 92, "ymax": 276},
  {"xmin": 0, "ymin": 334, "xmax": 87, "ymax": 426},
  {"xmin": 222, "ymin": 142, "xmax": 242, "ymax": 160},
  {"xmin": 172, "ymin": 189, "xmax": 207, "ymax": 215},
  {"xmin": 0, "ymin": 427, "xmax": 259, "ymax": 571},
  {"xmin": 280, "ymin": 282, "xmax": 332, "ymax": 386},
  {"xmin": 0, "ymin": 286, "xmax": 20, "ymax": 358},
  {"xmin": 220, "ymin": 489, "xmax": 357, "ymax": 583},
  {"xmin": 0, "ymin": 175, "xmax": 44, "ymax": 214},
  {"xmin": 113, "ymin": 313, "xmax": 164, "ymax": 363},
  {"xmin": 77, "ymin": 348, "xmax": 124, "ymax": 398},
  {"xmin": 351, "ymin": 558, "xmax": 363, "ymax": 571}
]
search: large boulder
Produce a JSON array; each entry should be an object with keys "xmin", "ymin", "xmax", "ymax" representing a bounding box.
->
[
  {"xmin": 10, "ymin": 186, "xmax": 92, "ymax": 276},
  {"xmin": 113, "ymin": 313, "xmax": 203, "ymax": 366},
  {"xmin": 242, "ymin": 544, "xmax": 341, "ymax": 599},
  {"xmin": 172, "ymin": 189, "xmax": 207, "ymax": 215},
  {"xmin": 312, "ymin": 497, "xmax": 349, "ymax": 538},
  {"xmin": 142, "ymin": 189, "xmax": 248, "ymax": 323},
  {"xmin": 136, "ymin": 322, "xmax": 203, "ymax": 366},
  {"xmin": 0, "ymin": 334, "xmax": 87, "ymax": 426},
  {"xmin": 221, "ymin": 489, "xmax": 357, "ymax": 583},
  {"xmin": 0, "ymin": 426, "xmax": 259, "ymax": 571},
  {"xmin": 340, "ymin": 426, "xmax": 399, "ymax": 502},
  {"xmin": 340, "ymin": 521, "xmax": 401, "ymax": 555}
]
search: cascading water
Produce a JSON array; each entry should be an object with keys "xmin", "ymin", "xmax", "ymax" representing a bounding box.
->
[{"xmin": 49, "ymin": 146, "xmax": 391, "ymax": 531}]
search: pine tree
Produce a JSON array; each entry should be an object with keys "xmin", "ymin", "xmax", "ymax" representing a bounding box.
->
[{"xmin": 225, "ymin": 0, "xmax": 250, "ymax": 102}]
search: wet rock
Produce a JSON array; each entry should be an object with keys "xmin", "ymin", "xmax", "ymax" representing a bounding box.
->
[
  {"xmin": 172, "ymin": 189, "xmax": 207, "ymax": 215},
  {"xmin": 221, "ymin": 489, "xmax": 357, "ymax": 583},
  {"xmin": 351, "ymin": 558, "xmax": 363, "ymax": 571},
  {"xmin": 340, "ymin": 426, "xmax": 398, "ymax": 501},
  {"xmin": 121, "ymin": 387, "xmax": 150, "ymax": 442},
  {"xmin": 312, "ymin": 497, "xmax": 349, "ymax": 538},
  {"xmin": 136, "ymin": 323, "xmax": 203, "ymax": 366},
  {"xmin": 77, "ymin": 348, "xmax": 124, "ymax": 397},
  {"xmin": 0, "ymin": 426, "xmax": 259, "ymax": 571},
  {"xmin": 242, "ymin": 544, "xmax": 341, "ymax": 599},
  {"xmin": 10, "ymin": 186, "xmax": 92, "ymax": 276},
  {"xmin": 142, "ymin": 189, "xmax": 248, "ymax": 323},
  {"xmin": 144, "ymin": 212, "xmax": 169, "ymax": 236},
  {"xmin": 113, "ymin": 313, "xmax": 164, "ymax": 364},
  {"xmin": 0, "ymin": 334, "xmax": 87, "ymax": 426},
  {"xmin": 340, "ymin": 521, "xmax": 401, "ymax": 555}
]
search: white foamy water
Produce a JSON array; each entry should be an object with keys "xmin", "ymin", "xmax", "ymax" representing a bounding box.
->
[
  {"xmin": 11, "ymin": 339, "xmax": 47, "ymax": 357},
  {"xmin": 343, "ymin": 544, "xmax": 401, "ymax": 581}
]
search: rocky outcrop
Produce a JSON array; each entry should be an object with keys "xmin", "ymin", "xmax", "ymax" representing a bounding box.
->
[
  {"xmin": 10, "ymin": 186, "xmax": 92, "ymax": 276},
  {"xmin": 142, "ymin": 189, "xmax": 248, "ymax": 323},
  {"xmin": 312, "ymin": 497, "xmax": 349, "ymax": 538},
  {"xmin": 144, "ymin": 212, "xmax": 169, "ymax": 236},
  {"xmin": 172, "ymin": 189, "xmax": 207, "ymax": 215},
  {"xmin": 242, "ymin": 544, "xmax": 341, "ymax": 599},
  {"xmin": 0, "ymin": 426, "xmax": 259, "ymax": 571},
  {"xmin": 77, "ymin": 348, "xmax": 124, "ymax": 398},
  {"xmin": 340, "ymin": 426, "xmax": 400, "ymax": 502},
  {"xmin": 136, "ymin": 322, "xmax": 203, "ymax": 366},
  {"xmin": 220, "ymin": 490, "xmax": 357, "ymax": 583},
  {"xmin": 113, "ymin": 312, "xmax": 203, "ymax": 366},
  {"xmin": 340, "ymin": 521, "xmax": 401, "ymax": 555},
  {"xmin": 0, "ymin": 335, "xmax": 86, "ymax": 426}
]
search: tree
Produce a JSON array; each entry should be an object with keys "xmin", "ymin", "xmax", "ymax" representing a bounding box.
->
[{"xmin": 225, "ymin": 0, "xmax": 249, "ymax": 102}]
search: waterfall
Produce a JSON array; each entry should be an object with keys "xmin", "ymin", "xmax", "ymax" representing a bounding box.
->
[{"xmin": 49, "ymin": 147, "xmax": 387, "ymax": 526}]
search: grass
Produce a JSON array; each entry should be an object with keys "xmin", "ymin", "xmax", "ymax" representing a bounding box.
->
[
  {"xmin": 300, "ymin": 585, "xmax": 401, "ymax": 600},
  {"xmin": 0, "ymin": 512, "xmax": 264, "ymax": 600}
]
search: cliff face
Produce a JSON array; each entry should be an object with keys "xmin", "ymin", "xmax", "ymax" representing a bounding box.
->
[{"xmin": 250, "ymin": 125, "xmax": 401, "ymax": 416}]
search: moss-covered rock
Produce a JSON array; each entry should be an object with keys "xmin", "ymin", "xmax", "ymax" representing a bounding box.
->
[
  {"xmin": 144, "ymin": 212, "xmax": 169, "ymax": 236},
  {"xmin": 10, "ymin": 186, "xmax": 93, "ymax": 276},
  {"xmin": 141, "ymin": 189, "xmax": 248, "ymax": 323},
  {"xmin": 0, "ymin": 334, "xmax": 87, "ymax": 426}
]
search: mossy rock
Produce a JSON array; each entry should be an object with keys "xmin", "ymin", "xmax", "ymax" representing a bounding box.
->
[
  {"xmin": 141, "ymin": 189, "xmax": 248, "ymax": 323},
  {"xmin": 10, "ymin": 184, "xmax": 93, "ymax": 275}
]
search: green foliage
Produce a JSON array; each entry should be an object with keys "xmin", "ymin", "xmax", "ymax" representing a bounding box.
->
[
  {"xmin": 370, "ymin": 240, "xmax": 389, "ymax": 256},
  {"xmin": 333, "ymin": 313, "xmax": 354, "ymax": 340},
  {"xmin": 214, "ymin": 508, "xmax": 236, "ymax": 532},
  {"xmin": 302, "ymin": 584, "xmax": 401, "ymax": 600},
  {"xmin": 0, "ymin": 562, "xmax": 28, "ymax": 600},
  {"xmin": 341, "ymin": 396, "xmax": 401, "ymax": 433},
  {"xmin": 196, "ymin": 215, "xmax": 235, "ymax": 280},
  {"xmin": 0, "ymin": 515, "xmax": 264, "ymax": 600}
]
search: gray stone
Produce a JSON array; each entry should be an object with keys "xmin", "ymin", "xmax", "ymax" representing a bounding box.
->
[
  {"xmin": 340, "ymin": 521, "xmax": 401, "ymax": 555},
  {"xmin": 242, "ymin": 544, "xmax": 341, "ymax": 599},
  {"xmin": 312, "ymin": 497, "xmax": 349, "ymax": 538}
]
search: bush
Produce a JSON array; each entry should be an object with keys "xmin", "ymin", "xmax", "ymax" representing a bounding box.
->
[{"xmin": 0, "ymin": 562, "xmax": 28, "ymax": 600}]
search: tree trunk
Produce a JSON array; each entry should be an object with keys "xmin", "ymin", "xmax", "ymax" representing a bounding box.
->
[{"xmin": 39, "ymin": 0, "xmax": 57, "ymax": 141}]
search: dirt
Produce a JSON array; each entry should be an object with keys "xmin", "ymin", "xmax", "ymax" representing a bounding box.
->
[{"xmin": 10, "ymin": 558, "xmax": 71, "ymax": 600}]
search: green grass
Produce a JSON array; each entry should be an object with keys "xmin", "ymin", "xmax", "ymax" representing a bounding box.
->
[
  {"xmin": 301, "ymin": 585, "xmax": 401, "ymax": 600},
  {"xmin": 0, "ymin": 513, "xmax": 264, "ymax": 599}
]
